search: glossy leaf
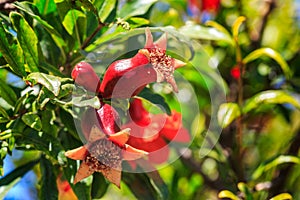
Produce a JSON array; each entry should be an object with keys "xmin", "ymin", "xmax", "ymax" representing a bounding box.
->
[
  {"xmin": 0, "ymin": 158, "xmax": 39, "ymax": 186},
  {"xmin": 34, "ymin": 0, "xmax": 56, "ymax": 15},
  {"xmin": 217, "ymin": 103, "xmax": 241, "ymax": 128},
  {"xmin": 243, "ymin": 90, "xmax": 300, "ymax": 114},
  {"xmin": 139, "ymin": 88, "xmax": 171, "ymax": 115},
  {"xmin": 117, "ymin": 0, "xmax": 157, "ymax": 20},
  {"xmin": 206, "ymin": 20, "xmax": 233, "ymax": 42},
  {"xmin": 0, "ymin": 20, "xmax": 26, "ymax": 76},
  {"xmin": 10, "ymin": 12, "xmax": 40, "ymax": 73},
  {"xmin": 98, "ymin": 0, "xmax": 116, "ymax": 22},
  {"xmin": 243, "ymin": 48, "xmax": 292, "ymax": 79},
  {"xmin": 0, "ymin": 79, "xmax": 18, "ymax": 106},
  {"xmin": 14, "ymin": 2, "xmax": 67, "ymax": 52},
  {"xmin": 232, "ymin": 16, "xmax": 246, "ymax": 39},
  {"xmin": 0, "ymin": 106, "xmax": 9, "ymax": 119},
  {"xmin": 270, "ymin": 193, "xmax": 293, "ymax": 200},
  {"xmin": 252, "ymin": 155, "xmax": 300, "ymax": 180},
  {"xmin": 179, "ymin": 24, "xmax": 233, "ymax": 44},
  {"xmin": 71, "ymin": 96, "xmax": 101, "ymax": 109},
  {"xmin": 21, "ymin": 113, "xmax": 42, "ymax": 131},
  {"xmin": 218, "ymin": 190, "xmax": 240, "ymax": 200},
  {"xmin": 26, "ymin": 72, "xmax": 61, "ymax": 96},
  {"xmin": 62, "ymin": 9, "xmax": 85, "ymax": 35}
]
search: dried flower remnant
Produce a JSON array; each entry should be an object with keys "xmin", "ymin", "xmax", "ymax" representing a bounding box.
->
[{"xmin": 65, "ymin": 126, "xmax": 148, "ymax": 187}]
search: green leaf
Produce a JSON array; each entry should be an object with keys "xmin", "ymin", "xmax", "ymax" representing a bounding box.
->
[
  {"xmin": 139, "ymin": 88, "xmax": 171, "ymax": 115},
  {"xmin": 117, "ymin": 0, "xmax": 157, "ymax": 20},
  {"xmin": 98, "ymin": 0, "xmax": 116, "ymax": 22},
  {"xmin": 91, "ymin": 173, "xmax": 108, "ymax": 199},
  {"xmin": 14, "ymin": 2, "xmax": 67, "ymax": 55},
  {"xmin": 0, "ymin": 106, "xmax": 9, "ymax": 119},
  {"xmin": 0, "ymin": 158, "xmax": 39, "ymax": 186},
  {"xmin": 237, "ymin": 182, "xmax": 253, "ymax": 200},
  {"xmin": 218, "ymin": 190, "xmax": 240, "ymax": 200},
  {"xmin": 0, "ymin": 178, "xmax": 20, "ymax": 199},
  {"xmin": 270, "ymin": 193, "xmax": 293, "ymax": 200},
  {"xmin": 39, "ymin": 156, "xmax": 58, "ymax": 200},
  {"xmin": 179, "ymin": 23, "xmax": 233, "ymax": 44},
  {"xmin": 127, "ymin": 17, "xmax": 150, "ymax": 27},
  {"xmin": 62, "ymin": 9, "xmax": 85, "ymax": 35},
  {"xmin": 26, "ymin": 72, "xmax": 61, "ymax": 96},
  {"xmin": 217, "ymin": 103, "xmax": 241, "ymax": 128},
  {"xmin": 71, "ymin": 96, "xmax": 101, "ymax": 109},
  {"xmin": 10, "ymin": 12, "xmax": 40, "ymax": 73},
  {"xmin": 0, "ymin": 20, "xmax": 26, "ymax": 76},
  {"xmin": 252, "ymin": 155, "xmax": 300, "ymax": 180},
  {"xmin": 34, "ymin": 0, "xmax": 57, "ymax": 15},
  {"xmin": 243, "ymin": 90, "xmax": 300, "ymax": 114},
  {"xmin": 13, "ymin": 92, "xmax": 31, "ymax": 115},
  {"xmin": 0, "ymin": 79, "xmax": 18, "ymax": 106},
  {"xmin": 243, "ymin": 48, "xmax": 292, "ymax": 79},
  {"xmin": 21, "ymin": 113, "xmax": 42, "ymax": 131}
]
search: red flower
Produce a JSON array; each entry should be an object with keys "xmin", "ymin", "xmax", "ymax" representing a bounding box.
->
[
  {"xmin": 230, "ymin": 66, "xmax": 241, "ymax": 79},
  {"xmin": 56, "ymin": 174, "xmax": 78, "ymax": 200},
  {"xmin": 201, "ymin": 0, "xmax": 220, "ymax": 13},
  {"xmin": 123, "ymin": 99, "xmax": 190, "ymax": 165},
  {"xmin": 65, "ymin": 126, "xmax": 148, "ymax": 187},
  {"xmin": 100, "ymin": 27, "xmax": 186, "ymax": 98},
  {"xmin": 81, "ymin": 103, "xmax": 121, "ymax": 139},
  {"xmin": 71, "ymin": 61, "xmax": 101, "ymax": 93}
]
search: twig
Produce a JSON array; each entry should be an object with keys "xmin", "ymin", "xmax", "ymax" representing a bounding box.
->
[
  {"xmin": 251, "ymin": 0, "xmax": 276, "ymax": 48},
  {"xmin": 80, "ymin": 21, "xmax": 105, "ymax": 50}
]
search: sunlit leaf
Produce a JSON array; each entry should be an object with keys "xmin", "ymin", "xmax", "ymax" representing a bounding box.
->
[
  {"xmin": 98, "ymin": 0, "xmax": 116, "ymax": 22},
  {"xmin": 117, "ymin": 0, "xmax": 157, "ymax": 20},
  {"xmin": 0, "ymin": 79, "xmax": 17, "ymax": 106},
  {"xmin": 21, "ymin": 112, "xmax": 42, "ymax": 131},
  {"xmin": 0, "ymin": 178, "xmax": 20, "ymax": 199},
  {"xmin": 71, "ymin": 96, "xmax": 101, "ymax": 109},
  {"xmin": 14, "ymin": 2, "xmax": 67, "ymax": 59},
  {"xmin": 237, "ymin": 182, "xmax": 253, "ymax": 200},
  {"xmin": 217, "ymin": 103, "xmax": 241, "ymax": 128},
  {"xmin": 10, "ymin": 12, "xmax": 40, "ymax": 72},
  {"xmin": 179, "ymin": 24, "xmax": 233, "ymax": 44},
  {"xmin": 232, "ymin": 16, "xmax": 246, "ymax": 39},
  {"xmin": 243, "ymin": 48, "xmax": 292, "ymax": 79},
  {"xmin": 26, "ymin": 72, "xmax": 61, "ymax": 96},
  {"xmin": 252, "ymin": 155, "xmax": 300, "ymax": 180},
  {"xmin": 270, "ymin": 193, "xmax": 293, "ymax": 200},
  {"xmin": 34, "ymin": 0, "xmax": 56, "ymax": 15},
  {"xmin": 62, "ymin": 9, "xmax": 86, "ymax": 35},
  {"xmin": 0, "ymin": 20, "xmax": 26, "ymax": 77},
  {"xmin": 218, "ymin": 190, "xmax": 240, "ymax": 200},
  {"xmin": 0, "ymin": 158, "xmax": 39, "ymax": 186},
  {"xmin": 0, "ymin": 106, "xmax": 9, "ymax": 119},
  {"xmin": 243, "ymin": 90, "xmax": 300, "ymax": 114}
]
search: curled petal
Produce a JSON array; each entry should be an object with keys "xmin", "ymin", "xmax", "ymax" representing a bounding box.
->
[
  {"xmin": 74, "ymin": 161, "xmax": 94, "ymax": 184},
  {"xmin": 173, "ymin": 58, "xmax": 186, "ymax": 69},
  {"xmin": 65, "ymin": 146, "xmax": 88, "ymax": 160},
  {"xmin": 108, "ymin": 128, "xmax": 130, "ymax": 146},
  {"xmin": 144, "ymin": 27, "xmax": 154, "ymax": 49},
  {"xmin": 122, "ymin": 144, "xmax": 148, "ymax": 161},
  {"xmin": 154, "ymin": 32, "xmax": 167, "ymax": 50}
]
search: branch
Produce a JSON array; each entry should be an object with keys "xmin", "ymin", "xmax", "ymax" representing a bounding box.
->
[
  {"xmin": 81, "ymin": 21, "xmax": 105, "ymax": 50},
  {"xmin": 251, "ymin": 0, "xmax": 276, "ymax": 48}
]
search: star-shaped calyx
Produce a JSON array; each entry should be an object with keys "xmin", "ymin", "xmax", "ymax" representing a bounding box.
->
[
  {"xmin": 65, "ymin": 126, "xmax": 148, "ymax": 187},
  {"xmin": 138, "ymin": 27, "xmax": 186, "ymax": 92}
]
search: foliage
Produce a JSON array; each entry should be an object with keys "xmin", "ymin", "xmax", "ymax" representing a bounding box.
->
[{"xmin": 0, "ymin": 0, "xmax": 300, "ymax": 199}]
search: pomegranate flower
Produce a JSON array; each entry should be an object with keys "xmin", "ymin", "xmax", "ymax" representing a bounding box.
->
[
  {"xmin": 65, "ymin": 126, "xmax": 148, "ymax": 187},
  {"xmin": 123, "ymin": 99, "xmax": 190, "ymax": 165},
  {"xmin": 100, "ymin": 27, "xmax": 186, "ymax": 98}
]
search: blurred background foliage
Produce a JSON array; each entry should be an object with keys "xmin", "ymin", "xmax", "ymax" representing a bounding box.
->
[{"xmin": 0, "ymin": 0, "xmax": 300, "ymax": 199}]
